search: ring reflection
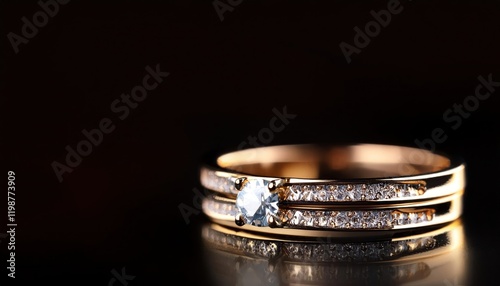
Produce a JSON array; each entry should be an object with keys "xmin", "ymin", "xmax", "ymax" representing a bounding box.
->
[{"xmin": 202, "ymin": 220, "xmax": 467, "ymax": 285}]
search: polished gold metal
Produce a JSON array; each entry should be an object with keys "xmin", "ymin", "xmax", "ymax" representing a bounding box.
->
[
  {"xmin": 201, "ymin": 144, "xmax": 465, "ymax": 203},
  {"xmin": 234, "ymin": 213, "xmax": 246, "ymax": 226},
  {"xmin": 234, "ymin": 177, "xmax": 247, "ymax": 191}
]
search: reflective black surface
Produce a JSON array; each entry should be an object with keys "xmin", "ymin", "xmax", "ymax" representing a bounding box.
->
[
  {"xmin": 202, "ymin": 221, "xmax": 467, "ymax": 285},
  {"xmin": 2, "ymin": 0, "xmax": 500, "ymax": 285}
]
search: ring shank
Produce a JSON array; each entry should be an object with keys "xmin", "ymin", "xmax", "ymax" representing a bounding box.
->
[{"xmin": 217, "ymin": 144, "xmax": 454, "ymax": 179}]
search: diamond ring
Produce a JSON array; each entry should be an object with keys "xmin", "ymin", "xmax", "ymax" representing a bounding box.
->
[{"xmin": 200, "ymin": 144, "xmax": 465, "ymax": 236}]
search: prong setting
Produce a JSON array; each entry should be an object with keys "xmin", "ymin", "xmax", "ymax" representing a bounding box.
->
[
  {"xmin": 268, "ymin": 179, "xmax": 286, "ymax": 192},
  {"xmin": 234, "ymin": 177, "xmax": 247, "ymax": 191},
  {"xmin": 235, "ymin": 213, "xmax": 246, "ymax": 226},
  {"xmin": 267, "ymin": 215, "xmax": 282, "ymax": 228}
]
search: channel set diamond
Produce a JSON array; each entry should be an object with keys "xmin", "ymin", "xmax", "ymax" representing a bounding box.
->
[
  {"xmin": 283, "ymin": 209, "xmax": 434, "ymax": 230},
  {"xmin": 284, "ymin": 183, "xmax": 425, "ymax": 203},
  {"xmin": 203, "ymin": 227, "xmax": 280, "ymax": 258},
  {"xmin": 202, "ymin": 198, "xmax": 237, "ymax": 216},
  {"xmin": 203, "ymin": 196, "xmax": 435, "ymax": 230},
  {"xmin": 200, "ymin": 169, "xmax": 238, "ymax": 194},
  {"xmin": 200, "ymin": 170, "xmax": 426, "ymax": 203}
]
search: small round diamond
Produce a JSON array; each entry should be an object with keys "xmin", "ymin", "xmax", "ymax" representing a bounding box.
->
[
  {"xmin": 318, "ymin": 189, "xmax": 327, "ymax": 201},
  {"xmin": 286, "ymin": 185, "xmax": 301, "ymax": 201},
  {"xmin": 408, "ymin": 213, "xmax": 418, "ymax": 223},
  {"xmin": 318, "ymin": 213, "xmax": 329, "ymax": 227},
  {"xmin": 301, "ymin": 185, "xmax": 314, "ymax": 201},
  {"xmin": 303, "ymin": 211, "xmax": 313, "ymax": 226},
  {"xmin": 348, "ymin": 185, "xmax": 363, "ymax": 201},
  {"xmin": 350, "ymin": 212, "xmax": 363, "ymax": 228},
  {"xmin": 291, "ymin": 211, "xmax": 303, "ymax": 225},
  {"xmin": 385, "ymin": 187, "xmax": 396, "ymax": 199},
  {"xmin": 335, "ymin": 213, "xmax": 348, "ymax": 228},
  {"xmin": 333, "ymin": 186, "xmax": 347, "ymax": 201},
  {"xmin": 364, "ymin": 184, "xmax": 377, "ymax": 200}
]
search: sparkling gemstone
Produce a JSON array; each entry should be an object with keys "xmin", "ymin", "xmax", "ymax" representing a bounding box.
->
[
  {"xmin": 312, "ymin": 245, "xmax": 324, "ymax": 259},
  {"xmin": 364, "ymin": 184, "xmax": 377, "ymax": 200},
  {"xmin": 333, "ymin": 186, "xmax": 347, "ymax": 200},
  {"xmin": 303, "ymin": 211, "xmax": 314, "ymax": 226},
  {"xmin": 350, "ymin": 212, "xmax": 363, "ymax": 228},
  {"xmin": 419, "ymin": 212, "xmax": 428, "ymax": 222},
  {"xmin": 385, "ymin": 187, "xmax": 396, "ymax": 199},
  {"xmin": 348, "ymin": 185, "xmax": 363, "ymax": 201},
  {"xmin": 318, "ymin": 216, "xmax": 328, "ymax": 227},
  {"xmin": 335, "ymin": 213, "xmax": 348, "ymax": 227},
  {"xmin": 315, "ymin": 211, "xmax": 327, "ymax": 227},
  {"xmin": 302, "ymin": 185, "xmax": 314, "ymax": 201},
  {"xmin": 236, "ymin": 179, "xmax": 279, "ymax": 227},
  {"xmin": 291, "ymin": 211, "xmax": 303, "ymax": 225},
  {"xmin": 362, "ymin": 212, "xmax": 375, "ymax": 228},
  {"xmin": 267, "ymin": 243, "xmax": 278, "ymax": 256},
  {"xmin": 408, "ymin": 186, "xmax": 419, "ymax": 196},
  {"xmin": 408, "ymin": 213, "xmax": 418, "ymax": 223},
  {"xmin": 258, "ymin": 242, "xmax": 270, "ymax": 256},
  {"xmin": 222, "ymin": 178, "xmax": 233, "ymax": 193},
  {"xmin": 245, "ymin": 240, "xmax": 255, "ymax": 252},
  {"xmin": 318, "ymin": 189, "xmax": 327, "ymax": 201},
  {"xmin": 287, "ymin": 185, "xmax": 301, "ymax": 201},
  {"xmin": 303, "ymin": 245, "xmax": 312, "ymax": 257},
  {"xmin": 327, "ymin": 214, "xmax": 336, "ymax": 228},
  {"xmin": 397, "ymin": 213, "xmax": 409, "ymax": 225},
  {"xmin": 394, "ymin": 242, "xmax": 408, "ymax": 254}
]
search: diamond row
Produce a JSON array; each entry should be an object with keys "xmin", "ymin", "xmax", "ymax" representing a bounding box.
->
[
  {"xmin": 201, "ymin": 169, "xmax": 426, "ymax": 202},
  {"xmin": 284, "ymin": 183, "xmax": 425, "ymax": 202},
  {"xmin": 283, "ymin": 209, "xmax": 433, "ymax": 230},
  {"xmin": 203, "ymin": 197, "xmax": 434, "ymax": 230},
  {"xmin": 202, "ymin": 198, "xmax": 237, "ymax": 216},
  {"xmin": 203, "ymin": 225, "xmax": 441, "ymax": 262},
  {"xmin": 203, "ymin": 228, "xmax": 279, "ymax": 258},
  {"xmin": 283, "ymin": 236, "xmax": 437, "ymax": 262},
  {"xmin": 200, "ymin": 170, "xmax": 237, "ymax": 194}
]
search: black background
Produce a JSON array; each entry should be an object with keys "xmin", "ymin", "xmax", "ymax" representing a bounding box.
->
[{"xmin": 2, "ymin": 0, "xmax": 500, "ymax": 285}]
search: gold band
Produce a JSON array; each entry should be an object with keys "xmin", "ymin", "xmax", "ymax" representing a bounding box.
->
[
  {"xmin": 200, "ymin": 144, "xmax": 465, "ymax": 235},
  {"xmin": 202, "ymin": 193, "xmax": 462, "ymax": 237}
]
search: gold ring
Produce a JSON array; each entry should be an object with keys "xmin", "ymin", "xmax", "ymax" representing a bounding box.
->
[{"xmin": 200, "ymin": 144, "xmax": 465, "ymax": 235}]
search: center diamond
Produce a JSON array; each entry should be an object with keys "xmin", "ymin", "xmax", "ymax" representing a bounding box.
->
[{"xmin": 236, "ymin": 179, "xmax": 279, "ymax": 227}]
